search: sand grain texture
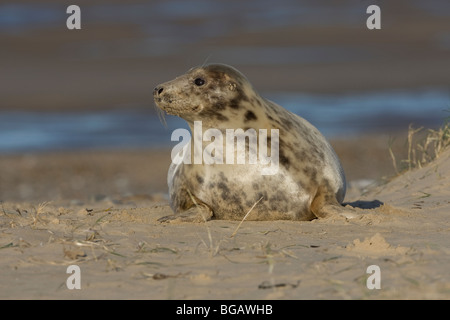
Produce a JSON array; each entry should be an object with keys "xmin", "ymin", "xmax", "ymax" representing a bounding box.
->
[{"xmin": 1, "ymin": 149, "xmax": 449, "ymax": 299}]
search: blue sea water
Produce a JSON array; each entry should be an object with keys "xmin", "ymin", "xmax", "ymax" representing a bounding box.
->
[{"xmin": 0, "ymin": 90, "xmax": 448, "ymax": 153}]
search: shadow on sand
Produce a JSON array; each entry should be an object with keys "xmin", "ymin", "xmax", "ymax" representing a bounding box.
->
[{"xmin": 344, "ymin": 199, "xmax": 384, "ymax": 210}]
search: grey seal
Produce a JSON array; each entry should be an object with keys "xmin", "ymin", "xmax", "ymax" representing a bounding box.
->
[{"xmin": 153, "ymin": 63, "xmax": 353, "ymax": 222}]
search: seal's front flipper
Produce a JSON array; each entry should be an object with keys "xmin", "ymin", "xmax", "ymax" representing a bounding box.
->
[
  {"xmin": 157, "ymin": 203, "xmax": 213, "ymax": 223},
  {"xmin": 311, "ymin": 185, "xmax": 359, "ymax": 220},
  {"xmin": 314, "ymin": 204, "xmax": 359, "ymax": 220}
]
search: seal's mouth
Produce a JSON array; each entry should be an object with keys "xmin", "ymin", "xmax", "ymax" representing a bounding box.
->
[
  {"xmin": 160, "ymin": 106, "xmax": 179, "ymax": 116},
  {"xmin": 154, "ymin": 95, "xmax": 174, "ymax": 105},
  {"xmin": 154, "ymin": 99, "xmax": 182, "ymax": 117},
  {"xmin": 154, "ymin": 95, "xmax": 202, "ymax": 118},
  {"xmin": 154, "ymin": 94, "xmax": 175, "ymax": 110}
]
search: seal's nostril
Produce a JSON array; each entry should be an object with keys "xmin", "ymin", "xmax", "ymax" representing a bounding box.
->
[{"xmin": 154, "ymin": 87, "xmax": 164, "ymax": 95}]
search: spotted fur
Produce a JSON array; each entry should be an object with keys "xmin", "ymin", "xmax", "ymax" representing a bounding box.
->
[{"xmin": 154, "ymin": 63, "xmax": 347, "ymax": 221}]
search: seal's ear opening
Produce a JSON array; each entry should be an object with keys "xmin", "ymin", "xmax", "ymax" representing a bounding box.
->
[{"xmin": 228, "ymin": 82, "xmax": 237, "ymax": 91}]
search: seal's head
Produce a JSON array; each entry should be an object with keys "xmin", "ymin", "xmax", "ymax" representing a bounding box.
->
[{"xmin": 153, "ymin": 64, "xmax": 254, "ymax": 126}]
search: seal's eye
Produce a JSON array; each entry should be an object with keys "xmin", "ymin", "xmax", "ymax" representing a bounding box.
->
[{"xmin": 194, "ymin": 78, "xmax": 205, "ymax": 86}]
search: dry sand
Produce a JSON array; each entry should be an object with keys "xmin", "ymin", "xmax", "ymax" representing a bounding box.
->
[{"xmin": 0, "ymin": 141, "xmax": 449, "ymax": 300}]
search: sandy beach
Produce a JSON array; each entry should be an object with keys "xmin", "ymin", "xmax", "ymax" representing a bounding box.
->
[{"xmin": 0, "ymin": 133, "xmax": 449, "ymax": 299}]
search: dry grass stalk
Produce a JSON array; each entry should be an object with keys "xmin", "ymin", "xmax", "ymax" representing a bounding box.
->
[
  {"xmin": 397, "ymin": 119, "xmax": 450, "ymax": 173},
  {"xmin": 231, "ymin": 196, "xmax": 264, "ymax": 238},
  {"xmin": 388, "ymin": 136, "xmax": 399, "ymax": 175}
]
